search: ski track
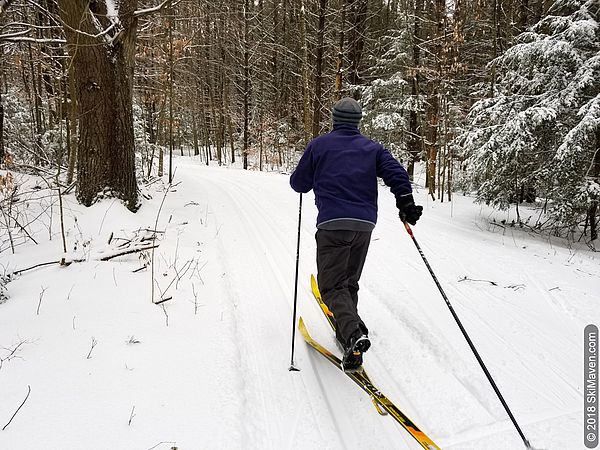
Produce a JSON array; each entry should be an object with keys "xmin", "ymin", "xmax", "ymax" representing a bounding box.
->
[
  {"xmin": 188, "ymin": 167, "xmax": 347, "ymax": 449},
  {"xmin": 189, "ymin": 166, "xmax": 420, "ymax": 449}
]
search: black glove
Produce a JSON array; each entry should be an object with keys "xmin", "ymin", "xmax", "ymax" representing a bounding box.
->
[{"xmin": 396, "ymin": 194, "xmax": 423, "ymax": 225}]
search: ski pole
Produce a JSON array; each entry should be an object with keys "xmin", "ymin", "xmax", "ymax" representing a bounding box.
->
[
  {"xmin": 289, "ymin": 193, "xmax": 303, "ymax": 372},
  {"xmin": 403, "ymin": 221, "xmax": 532, "ymax": 449}
]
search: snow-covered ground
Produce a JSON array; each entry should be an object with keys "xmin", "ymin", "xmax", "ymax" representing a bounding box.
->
[{"xmin": 1, "ymin": 157, "xmax": 598, "ymax": 450}]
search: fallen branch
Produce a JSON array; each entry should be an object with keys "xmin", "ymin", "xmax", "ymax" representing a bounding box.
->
[
  {"xmin": 2, "ymin": 385, "xmax": 31, "ymax": 430},
  {"xmin": 458, "ymin": 276, "xmax": 498, "ymax": 286},
  {"xmin": 12, "ymin": 261, "xmax": 57, "ymax": 275},
  {"xmin": 11, "ymin": 259, "xmax": 81, "ymax": 276},
  {"xmin": 153, "ymin": 296, "xmax": 172, "ymax": 305},
  {"xmin": 100, "ymin": 244, "xmax": 160, "ymax": 261}
]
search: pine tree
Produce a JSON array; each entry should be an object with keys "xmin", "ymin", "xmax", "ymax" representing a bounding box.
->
[{"xmin": 459, "ymin": 0, "xmax": 600, "ymax": 239}]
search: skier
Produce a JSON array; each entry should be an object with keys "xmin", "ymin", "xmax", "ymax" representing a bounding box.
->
[{"xmin": 290, "ymin": 97, "xmax": 422, "ymax": 371}]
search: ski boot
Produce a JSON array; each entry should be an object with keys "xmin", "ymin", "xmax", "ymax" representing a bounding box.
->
[{"xmin": 342, "ymin": 330, "xmax": 371, "ymax": 372}]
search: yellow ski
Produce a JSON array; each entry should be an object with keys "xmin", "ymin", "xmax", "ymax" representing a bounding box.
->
[{"xmin": 299, "ymin": 317, "xmax": 440, "ymax": 450}]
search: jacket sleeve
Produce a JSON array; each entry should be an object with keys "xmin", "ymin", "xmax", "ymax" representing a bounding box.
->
[
  {"xmin": 376, "ymin": 145, "xmax": 412, "ymax": 199},
  {"xmin": 290, "ymin": 144, "xmax": 315, "ymax": 193}
]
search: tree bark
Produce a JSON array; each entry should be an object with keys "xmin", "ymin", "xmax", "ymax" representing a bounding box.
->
[
  {"xmin": 58, "ymin": 0, "xmax": 138, "ymax": 210},
  {"xmin": 347, "ymin": 0, "xmax": 368, "ymax": 86}
]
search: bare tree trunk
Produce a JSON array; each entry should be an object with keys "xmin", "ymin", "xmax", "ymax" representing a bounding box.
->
[
  {"xmin": 58, "ymin": 0, "xmax": 139, "ymax": 210},
  {"xmin": 425, "ymin": 0, "xmax": 445, "ymax": 196},
  {"xmin": 168, "ymin": 2, "xmax": 174, "ymax": 182},
  {"xmin": 66, "ymin": 59, "xmax": 77, "ymax": 183},
  {"xmin": 243, "ymin": 0, "xmax": 250, "ymax": 169},
  {"xmin": 589, "ymin": 128, "xmax": 600, "ymax": 241},
  {"xmin": 407, "ymin": 0, "xmax": 424, "ymax": 179},
  {"xmin": 0, "ymin": 89, "xmax": 4, "ymax": 161},
  {"xmin": 312, "ymin": 0, "xmax": 327, "ymax": 138},
  {"xmin": 299, "ymin": 0, "xmax": 311, "ymax": 144},
  {"xmin": 27, "ymin": 42, "xmax": 43, "ymax": 164},
  {"xmin": 519, "ymin": 0, "xmax": 529, "ymax": 31},
  {"xmin": 335, "ymin": 0, "xmax": 347, "ymax": 99},
  {"xmin": 347, "ymin": 0, "xmax": 368, "ymax": 86},
  {"xmin": 0, "ymin": 43, "xmax": 3, "ymax": 160},
  {"xmin": 192, "ymin": 109, "xmax": 200, "ymax": 156}
]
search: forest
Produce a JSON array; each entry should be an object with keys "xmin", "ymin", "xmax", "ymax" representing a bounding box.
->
[{"xmin": 0, "ymin": 0, "xmax": 598, "ymax": 244}]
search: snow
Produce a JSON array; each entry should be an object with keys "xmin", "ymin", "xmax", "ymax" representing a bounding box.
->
[
  {"xmin": 1, "ymin": 157, "xmax": 599, "ymax": 449},
  {"xmin": 105, "ymin": 0, "xmax": 118, "ymax": 19}
]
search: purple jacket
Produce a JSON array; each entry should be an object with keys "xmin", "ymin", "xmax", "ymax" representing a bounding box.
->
[{"xmin": 290, "ymin": 124, "xmax": 412, "ymax": 229}]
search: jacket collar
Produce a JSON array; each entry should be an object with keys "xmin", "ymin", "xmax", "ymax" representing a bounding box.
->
[{"xmin": 332, "ymin": 123, "xmax": 360, "ymax": 134}]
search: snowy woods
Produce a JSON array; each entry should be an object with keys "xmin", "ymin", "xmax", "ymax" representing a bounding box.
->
[
  {"xmin": 0, "ymin": 2, "xmax": 599, "ymax": 449},
  {"xmin": 0, "ymin": 0, "xmax": 598, "ymax": 242}
]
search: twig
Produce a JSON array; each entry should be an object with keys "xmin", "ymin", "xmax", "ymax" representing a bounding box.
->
[
  {"xmin": 151, "ymin": 182, "xmax": 173, "ymax": 303},
  {"xmin": 0, "ymin": 207, "xmax": 38, "ymax": 245},
  {"xmin": 147, "ymin": 442, "xmax": 177, "ymax": 450},
  {"xmin": 457, "ymin": 276, "xmax": 498, "ymax": 286},
  {"xmin": 0, "ymin": 340, "xmax": 28, "ymax": 370},
  {"xmin": 134, "ymin": 0, "xmax": 179, "ymax": 18},
  {"xmin": 159, "ymin": 259, "xmax": 193, "ymax": 298},
  {"xmin": 161, "ymin": 304, "xmax": 169, "ymax": 326},
  {"xmin": 128, "ymin": 406, "xmax": 136, "ymax": 426},
  {"xmin": 192, "ymin": 283, "xmax": 199, "ymax": 315},
  {"xmin": 86, "ymin": 337, "xmax": 97, "ymax": 359},
  {"xmin": 505, "ymin": 284, "xmax": 525, "ymax": 291},
  {"xmin": 36, "ymin": 286, "xmax": 48, "ymax": 315},
  {"xmin": 139, "ymin": 228, "xmax": 165, "ymax": 234},
  {"xmin": 98, "ymin": 200, "xmax": 117, "ymax": 236},
  {"xmin": 2, "ymin": 385, "xmax": 31, "ymax": 430}
]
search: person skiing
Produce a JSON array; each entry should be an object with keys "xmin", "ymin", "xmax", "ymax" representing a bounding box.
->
[{"xmin": 289, "ymin": 97, "xmax": 422, "ymax": 371}]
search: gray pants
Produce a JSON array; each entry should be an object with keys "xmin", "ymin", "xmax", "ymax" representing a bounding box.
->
[{"xmin": 316, "ymin": 229, "xmax": 371, "ymax": 346}]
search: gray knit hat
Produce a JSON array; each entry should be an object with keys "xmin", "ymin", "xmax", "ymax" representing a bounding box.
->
[{"xmin": 331, "ymin": 97, "xmax": 362, "ymax": 125}]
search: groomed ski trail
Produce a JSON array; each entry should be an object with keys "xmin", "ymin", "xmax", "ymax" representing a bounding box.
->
[
  {"xmin": 183, "ymin": 164, "xmax": 414, "ymax": 449},
  {"xmin": 175, "ymin": 161, "xmax": 598, "ymax": 450}
]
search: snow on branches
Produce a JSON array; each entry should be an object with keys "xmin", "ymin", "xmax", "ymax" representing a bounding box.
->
[{"xmin": 459, "ymin": 0, "xmax": 600, "ymax": 238}]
